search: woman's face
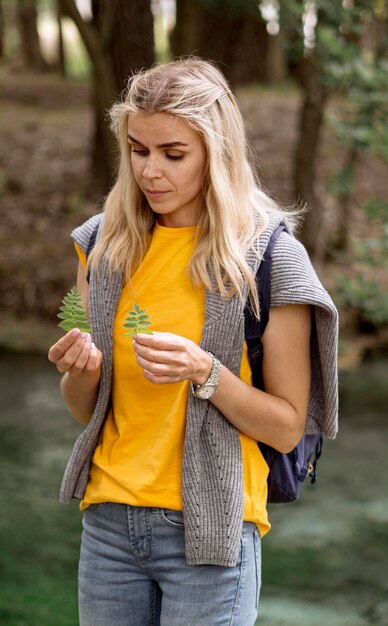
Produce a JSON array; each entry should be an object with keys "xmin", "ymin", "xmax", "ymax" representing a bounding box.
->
[{"xmin": 127, "ymin": 112, "xmax": 207, "ymax": 228}]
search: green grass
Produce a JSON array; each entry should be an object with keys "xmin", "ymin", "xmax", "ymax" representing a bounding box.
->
[
  {"xmin": 0, "ymin": 466, "xmax": 80, "ymax": 625},
  {"xmin": 0, "ymin": 353, "xmax": 82, "ymax": 626}
]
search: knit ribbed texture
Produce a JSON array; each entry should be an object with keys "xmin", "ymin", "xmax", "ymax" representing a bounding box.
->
[
  {"xmin": 271, "ymin": 232, "xmax": 338, "ymax": 438},
  {"xmin": 59, "ymin": 212, "xmax": 338, "ymax": 567}
]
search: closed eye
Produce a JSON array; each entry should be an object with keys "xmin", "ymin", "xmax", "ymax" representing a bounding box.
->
[
  {"xmin": 130, "ymin": 148, "xmax": 184, "ymax": 161},
  {"xmin": 165, "ymin": 154, "xmax": 184, "ymax": 160},
  {"xmin": 131, "ymin": 148, "xmax": 148, "ymax": 156}
]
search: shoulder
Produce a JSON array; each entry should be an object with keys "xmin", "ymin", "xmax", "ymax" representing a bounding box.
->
[
  {"xmin": 71, "ymin": 213, "xmax": 103, "ymax": 253},
  {"xmin": 271, "ymin": 231, "xmax": 337, "ymax": 314}
]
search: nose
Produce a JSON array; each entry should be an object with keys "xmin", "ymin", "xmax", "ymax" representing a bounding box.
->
[{"xmin": 142, "ymin": 154, "xmax": 163, "ymax": 180}]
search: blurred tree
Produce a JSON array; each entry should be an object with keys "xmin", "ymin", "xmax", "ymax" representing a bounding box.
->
[
  {"xmin": 334, "ymin": 199, "xmax": 388, "ymax": 331},
  {"xmin": 326, "ymin": 7, "xmax": 388, "ymax": 252},
  {"xmin": 16, "ymin": 0, "xmax": 47, "ymax": 71},
  {"xmin": 56, "ymin": 0, "xmax": 66, "ymax": 76},
  {"xmin": 170, "ymin": 0, "xmax": 197, "ymax": 59},
  {"xmin": 60, "ymin": 0, "xmax": 155, "ymax": 193},
  {"xmin": 171, "ymin": 0, "xmax": 270, "ymax": 85},
  {"xmin": 91, "ymin": 0, "xmax": 154, "ymax": 93},
  {"xmin": 0, "ymin": 0, "xmax": 4, "ymax": 59},
  {"xmin": 90, "ymin": 0, "xmax": 154, "ymax": 189},
  {"xmin": 280, "ymin": 0, "xmax": 385, "ymax": 260},
  {"xmin": 280, "ymin": 0, "xmax": 329, "ymax": 259}
]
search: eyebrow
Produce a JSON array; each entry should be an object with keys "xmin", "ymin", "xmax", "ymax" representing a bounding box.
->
[{"xmin": 127, "ymin": 134, "xmax": 189, "ymax": 149}]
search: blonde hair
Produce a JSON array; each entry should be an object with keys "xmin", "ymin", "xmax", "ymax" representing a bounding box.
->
[{"xmin": 89, "ymin": 57, "xmax": 286, "ymax": 316}]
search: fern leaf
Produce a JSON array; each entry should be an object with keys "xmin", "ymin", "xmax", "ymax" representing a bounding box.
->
[
  {"xmin": 123, "ymin": 303, "xmax": 153, "ymax": 337},
  {"xmin": 57, "ymin": 286, "xmax": 92, "ymax": 333}
]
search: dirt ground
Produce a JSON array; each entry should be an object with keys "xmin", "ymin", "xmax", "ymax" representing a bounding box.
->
[{"xmin": 0, "ymin": 67, "xmax": 387, "ymax": 360}]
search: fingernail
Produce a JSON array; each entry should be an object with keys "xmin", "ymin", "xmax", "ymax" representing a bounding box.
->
[
  {"xmin": 81, "ymin": 332, "xmax": 88, "ymax": 339},
  {"xmin": 86, "ymin": 333, "xmax": 92, "ymax": 342},
  {"xmin": 71, "ymin": 329, "xmax": 80, "ymax": 337},
  {"xmin": 91, "ymin": 342, "xmax": 96, "ymax": 351}
]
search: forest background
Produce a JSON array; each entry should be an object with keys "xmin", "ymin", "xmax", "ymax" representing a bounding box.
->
[{"xmin": 0, "ymin": 1, "xmax": 387, "ymax": 626}]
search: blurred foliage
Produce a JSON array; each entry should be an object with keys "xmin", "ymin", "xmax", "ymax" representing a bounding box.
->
[
  {"xmin": 322, "ymin": 1, "xmax": 388, "ymax": 330},
  {"xmin": 335, "ymin": 199, "xmax": 388, "ymax": 329},
  {"xmin": 336, "ymin": 271, "xmax": 388, "ymax": 328},
  {"xmin": 278, "ymin": 0, "xmax": 388, "ymax": 330}
]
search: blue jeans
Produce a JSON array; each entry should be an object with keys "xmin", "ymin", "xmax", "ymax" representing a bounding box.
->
[{"xmin": 79, "ymin": 503, "xmax": 261, "ymax": 626}]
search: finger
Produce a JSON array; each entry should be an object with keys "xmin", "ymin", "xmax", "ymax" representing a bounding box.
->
[
  {"xmin": 135, "ymin": 354, "xmax": 181, "ymax": 377},
  {"xmin": 48, "ymin": 328, "xmax": 82, "ymax": 363},
  {"xmin": 134, "ymin": 332, "xmax": 183, "ymax": 351},
  {"xmin": 142, "ymin": 369, "xmax": 180, "ymax": 385},
  {"xmin": 85, "ymin": 343, "xmax": 102, "ymax": 372},
  {"xmin": 68, "ymin": 335, "xmax": 93, "ymax": 375},
  {"xmin": 56, "ymin": 333, "xmax": 90, "ymax": 373},
  {"xmin": 134, "ymin": 343, "xmax": 184, "ymax": 366}
]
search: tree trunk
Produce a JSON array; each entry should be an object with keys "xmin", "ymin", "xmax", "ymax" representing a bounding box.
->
[
  {"xmin": 17, "ymin": 0, "xmax": 47, "ymax": 71},
  {"xmin": 170, "ymin": 0, "xmax": 198, "ymax": 58},
  {"xmin": 90, "ymin": 0, "xmax": 155, "ymax": 191},
  {"xmin": 294, "ymin": 55, "xmax": 328, "ymax": 260},
  {"xmin": 56, "ymin": 0, "xmax": 66, "ymax": 77},
  {"xmin": 266, "ymin": 32, "xmax": 288, "ymax": 84},
  {"xmin": 62, "ymin": 0, "xmax": 154, "ymax": 195},
  {"xmin": 61, "ymin": 0, "xmax": 117, "ymax": 193},
  {"xmin": 334, "ymin": 148, "xmax": 358, "ymax": 253},
  {"xmin": 171, "ymin": 0, "xmax": 269, "ymax": 86},
  {"xmin": 0, "ymin": 0, "xmax": 4, "ymax": 59}
]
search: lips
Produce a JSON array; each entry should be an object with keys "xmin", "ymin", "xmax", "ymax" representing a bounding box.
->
[{"xmin": 145, "ymin": 189, "xmax": 170, "ymax": 200}]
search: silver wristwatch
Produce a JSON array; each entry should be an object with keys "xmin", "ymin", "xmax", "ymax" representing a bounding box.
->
[{"xmin": 191, "ymin": 352, "xmax": 221, "ymax": 399}]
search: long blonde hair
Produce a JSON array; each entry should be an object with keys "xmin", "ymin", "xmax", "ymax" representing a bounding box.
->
[{"xmin": 89, "ymin": 57, "xmax": 285, "ymax": 316}]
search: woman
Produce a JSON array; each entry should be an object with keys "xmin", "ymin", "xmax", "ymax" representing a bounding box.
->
[{"xmin": 48, "ymin": 58, "xmax": 338, "ymax": 625}]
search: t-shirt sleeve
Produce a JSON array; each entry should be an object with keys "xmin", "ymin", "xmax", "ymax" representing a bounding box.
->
[{"xmin": 74, "ymin": 241, "xmax": 87, "ymax": 271}]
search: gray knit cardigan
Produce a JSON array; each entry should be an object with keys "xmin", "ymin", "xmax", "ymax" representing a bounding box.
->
[{"xmin": 60, "ymin": 211, "xmax": 338, "ymax": 567}]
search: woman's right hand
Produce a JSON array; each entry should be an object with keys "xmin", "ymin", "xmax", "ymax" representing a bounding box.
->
[
  {"xmin": 48, "ymin": 329, "xmax": 103, "ymax": 424},
  {"xmin": 48, "ymin": 329, "xmax": 102, "ymax": 377}
]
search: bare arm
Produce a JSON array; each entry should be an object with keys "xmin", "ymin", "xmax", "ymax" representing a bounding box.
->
[
  {"xmin": 209, "ymin": 304, "xmax": 311, "ymax": 452},
  {"xmin": 133, "ymin": 303, "xmax": 311, "ymax": 453},
  {"xmin": 48, "ymin": 261, "xmax": 102, "ymax": 425}
]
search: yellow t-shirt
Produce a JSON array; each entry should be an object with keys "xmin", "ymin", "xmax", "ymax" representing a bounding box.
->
[{"xmin": 75, "ymin": 223, "xmax": 270, "ymax": 537}]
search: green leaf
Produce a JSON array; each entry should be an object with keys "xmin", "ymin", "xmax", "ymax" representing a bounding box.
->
[
  {"xmin": 123, "ymin": 303, "xmax": 153, "ymax": 337},
  {"xmin": 57, "ymin": 286, "xmax": 92, "ymax": 333}
]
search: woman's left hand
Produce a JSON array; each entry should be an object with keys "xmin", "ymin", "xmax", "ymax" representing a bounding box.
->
[{"xmin": 132, "ymin": 332, "xmax": 213, "ymax": 386}]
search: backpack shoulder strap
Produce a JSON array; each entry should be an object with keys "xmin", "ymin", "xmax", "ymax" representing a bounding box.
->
[
  {"xmin": 257, "ymin": 223, "xmax": 287, "ymax": 334},
  {"xmin": 244, "ymin": 223, "xmax": 287, "ymax": 387},
  {"xmin": 86, "ymin": 223, "xmax": 99, "ymax": 283}
]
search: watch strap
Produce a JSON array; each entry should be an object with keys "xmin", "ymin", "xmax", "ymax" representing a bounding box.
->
[{"xmin": 192, "ymin": 352, "xmax": 221, "ymax": 397}]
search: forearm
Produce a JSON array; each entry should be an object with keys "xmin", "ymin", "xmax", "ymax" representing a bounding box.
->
[
  {"xmin": 60, "ymin": 369, "xmax": 101, "ymax": 425},
  {"xmin": 132, "ymin": 305, "xmax": 310, "ymax": 451},
  {"xmin": 210, "ymin": 366, "xmax": 306, "ymax": 453}
]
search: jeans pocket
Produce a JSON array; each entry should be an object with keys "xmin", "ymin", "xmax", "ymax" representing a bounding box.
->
[
  {"xmin": 158, "ymin": 508, "xmax": 184, "ymax": 529},
  {"xmin": 253, "ymin": 528, "xmax": 262, "ymax": 609}
]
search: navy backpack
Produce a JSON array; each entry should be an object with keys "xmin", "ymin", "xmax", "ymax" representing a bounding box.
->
[
  {"xmin": 244, "ymin": 224, "xmax": 322, "ymax": 503},
  {"xmin": 86, "ymin": 223, "xmax": 322, "ymax": 503}
]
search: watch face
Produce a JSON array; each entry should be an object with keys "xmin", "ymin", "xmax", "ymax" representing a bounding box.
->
[{"xmin": 196, "ymin": 385, "xmax": 215, "ymax": 399}]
